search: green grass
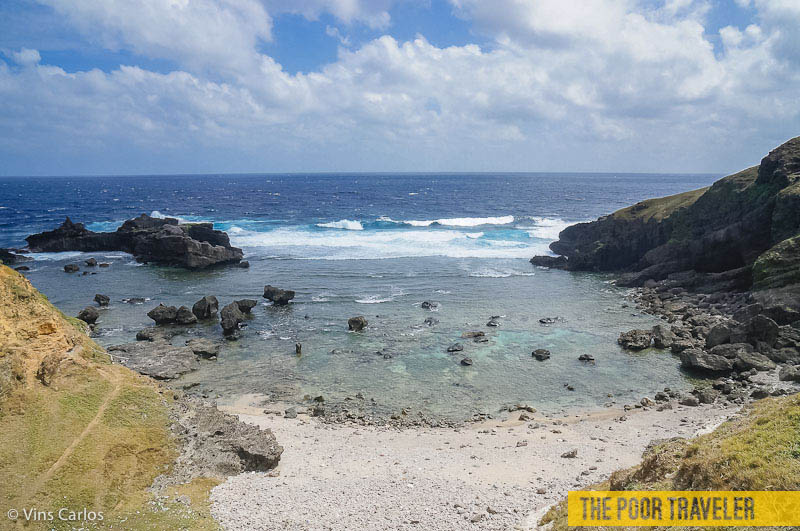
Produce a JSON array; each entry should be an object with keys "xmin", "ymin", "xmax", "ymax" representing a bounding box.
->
[{"xmin": 540, "ymin": 394, "xmax": 800, "ymax": 530}]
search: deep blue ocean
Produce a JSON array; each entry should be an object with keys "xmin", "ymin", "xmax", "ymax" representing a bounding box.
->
[{"xmin": 1, "ymin": 173, "xmax": 718, "ymax": 419}]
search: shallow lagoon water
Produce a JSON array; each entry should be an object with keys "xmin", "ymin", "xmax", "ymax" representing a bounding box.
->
[{"xmin": 1, "ymin": 173, "xmax": 718, "ymax": 419}]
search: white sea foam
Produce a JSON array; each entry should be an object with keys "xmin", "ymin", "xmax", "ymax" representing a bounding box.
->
[
  {"xmin": 316, "ymin": 219, "xmax": 364, "ymax": 231},
  {"xmin": 229, "ymin": 225, "xmax": 549, "ymax": 260},
  {"xmin": 467, "ymin": 268, "xmax": 536, "ymax": 278},
  {"xmin": 465, "ymin": 232, "xmax": 484, "ymax": 239},
  {"xmin": 30, "ymin": 251, "xmax": 87, "ymax": 261},
  {"xmin": 520, "ymin": 216, "xmax": 574, "ymax": 241},
  {"xmin": 355, "ymin": 295, "xmax": 394, "ymax": 304},
  {"xmin": 403, "ymin": 215, "xmax": 514, "ymax": 227}
]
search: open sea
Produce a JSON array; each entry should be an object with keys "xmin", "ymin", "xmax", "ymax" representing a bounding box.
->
[{"xmin": 0, "ymin": 173, "xmax": 718, "ymax": 419}]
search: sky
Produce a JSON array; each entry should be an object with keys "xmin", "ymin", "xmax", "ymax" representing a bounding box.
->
[{"xmin": 0, "ymin": 0, "xmax": 798, "ymax": 176}]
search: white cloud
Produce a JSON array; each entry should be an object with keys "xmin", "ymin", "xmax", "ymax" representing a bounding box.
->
[
  {"xmin": 263, "ymin": 0, "xmax": 396, "ymax": 29},
  {"xmin": 0, "ymin": 0, "xmax": 798, "ymax": 175},
  {"xmin": 37, "ymin": 0, "xmax": 273, "ymax": 75}
]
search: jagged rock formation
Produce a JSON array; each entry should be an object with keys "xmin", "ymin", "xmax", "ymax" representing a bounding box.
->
[
  {"xmin": 535, "ymin": 137, "xmax": 800, "ymax": 297},
  {"xmin": 26, "ymin": 214, "xmax": 243, "ymax": 269}
]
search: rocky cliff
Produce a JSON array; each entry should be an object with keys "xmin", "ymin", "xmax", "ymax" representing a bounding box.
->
[
  {"xmin": 26, "ymin": 213, "xmax": 244, "ymax": 269},
  {"xmin": 536, "ymin": 136, "xmax": 800, "ymax": 298}
]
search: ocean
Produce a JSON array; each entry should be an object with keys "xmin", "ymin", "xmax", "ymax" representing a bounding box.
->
[{"xmin": 0, "ymin": 172, "xmax": 718, "ymax": 419}]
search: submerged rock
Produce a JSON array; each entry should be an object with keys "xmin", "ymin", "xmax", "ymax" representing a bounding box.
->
[
  {"xmin": 64, "ymin": 264, "xmax": 80, "ymax": 273},
  {"xmin": 529, "ymin": 255, "xmax": 568, "ymax": 269},
  {"xmin": 421, "ymin": 301, "xmax": 439, "ymax": 310},
  {"xmin": 348, "ymin": 316, "xmax": 368, "ymax": 332},
  {"xmin": 532, "ymin": 349, "xmax": 551, "ymax": 361},
  {"xmin": 185, "ymin": 338, "xmax": 220, "ymax": 358},
  {"xmin": 461, "ymin": 331, "xmax": 485, "ymax": 338},
  {"xmin": 423, "ymin": 317, "xmax": 439, "ymax": 327},
  {"xmin": 85, "ymin": 257, "xmax": 97, "ymax": 267}
]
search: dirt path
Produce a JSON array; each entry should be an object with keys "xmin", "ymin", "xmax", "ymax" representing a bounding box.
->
[{"xmin": 27, "ymin": 366, "xmax": 123, "ymax": 498}]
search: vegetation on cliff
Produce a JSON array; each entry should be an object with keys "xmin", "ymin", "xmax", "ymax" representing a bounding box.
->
[
  {"xmin": 540, "ymin": 393, "xmax": 800, "ymax": 530},
  {"xmin": 542, "ymin": 136, "xmax": 800, "ymax": 295},
  {"xmin": 0, "ymin": 265, "xmax": 218, "ymax": 530}
]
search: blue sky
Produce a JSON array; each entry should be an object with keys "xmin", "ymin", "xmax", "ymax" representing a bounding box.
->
[{"xmin": 0, "ymin": 0, "xmax": 798, "ymax": 175}]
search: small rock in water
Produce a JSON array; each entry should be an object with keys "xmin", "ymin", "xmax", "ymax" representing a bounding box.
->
[
  {"xmin": 94, "ymin": 293, "xmax": 110, "ymax": 306},
  {"xmin": 539, "ymin": 317, "xmax": 561, "ymax": 325},
  {"xmin": 487, "ymin": 318, "xmax": 501, "ymax": 327},
  {"xmin": 532, "ymin": 349, "xmax": 551, "ymax": 361},
  {"xmin": 578, "ymin": 354, "xmax": 595, "ymax": 362},
  {"xmin": 460, "ymin": 358, "xmax": 473, "ymax": 366},
  {"xmin": 447, "ymin": 343, "xmax": 464, "ymax": 353},
  {"xmin": 85, "ymin": 257, "xmax": 97, "ymax": 267},
  {"xmin": 64, "ymin": 264, "xmax": 80, "ymax": 273},
  {"xmin": 99, "ymin": 262, "xmax": 110, "ymax": 268},
  {"xmin": 461, "ymin": 331, "xmax": 485, "ymax": 339},
  {"xmin": 296, "ymin": 342, "xmax": 302, "ymax": 356},
  {"xmin": 421, "ymin": 301, "xmax": 439, "ymax": 310},
  {"xmin": 348, "ymin": 316, "xmax": 368, "ymax": 332},
  {"xmin": 561, "ymin": 449, "xmax": 578, "ymax": 458}
]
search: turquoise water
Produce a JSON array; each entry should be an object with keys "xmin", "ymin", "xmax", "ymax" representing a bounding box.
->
[{"xmin": 1, "ymin": 173, "xmax": 718, "ymax": 419}]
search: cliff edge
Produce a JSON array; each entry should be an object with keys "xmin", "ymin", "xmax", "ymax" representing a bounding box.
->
[{"xmin": 536, "ymin": 136, "xmax": 800, "ymax": 299}]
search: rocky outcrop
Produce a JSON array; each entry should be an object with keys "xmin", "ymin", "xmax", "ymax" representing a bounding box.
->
[
  {"xmin": 263, "ymin": 285, "xmax": 295, "ymax": 306},
  {"xmin": 148, "ymin": 304, "xmax": 179, "ymax": 325},
  {"xmin": 26, "ymin": 214, "xmax": 243, "ymax": 269},
  {"xmin": 618, "ymin": 329, "xmax": 653, "ymax": 350},
  {"xmin": 108, "ymin": 341, "xmax": 200, "ymax": 380},
  {"xmin": 0, "ymin": 248, "xmax": 31, "ymax": 265},
  {"xmin": 540, "ymin": 137, "xmax": 800, "ymax": 299}
]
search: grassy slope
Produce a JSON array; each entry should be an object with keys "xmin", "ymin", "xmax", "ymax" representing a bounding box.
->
[
  {"xmin": 540, "ymin": 393, "xmax": 800, "ymax": 530},
  {"xmin": 0, "ymin": 266, "xmax": 218, "ymax": 530},
  {"xmin": 611, "ymin": 187, "xmax": 709, "ymax": 223}
]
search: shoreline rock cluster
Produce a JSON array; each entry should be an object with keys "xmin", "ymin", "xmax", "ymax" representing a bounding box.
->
[{"xmin": 26, "ymin": 214, "xmax": 244, "ymax": 269}]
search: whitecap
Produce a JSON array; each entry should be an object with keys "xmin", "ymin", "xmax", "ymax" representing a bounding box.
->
[
  {"xmin": 355, "ymin": 295, "xmax": 394, "ymax": 304},
  {"xmin": 468, "ymin": 268, "xmax": 536, "ymax": 278},
  {"xmin": 30, "ymin": 251, "xmax": 86, "ymax": 261},
  {"xmin": 405, "ymin": 215, "xmax": 514, "ymax": 227},
  {"xmin": 316, "ymin": 219, "xmax": 364, "ymax": 231},
  {"xmin": 520, "ymin": 216, "xmax": 574, "ymax": 241},
  {"xmin": 465, "ymin": 232, "xmax": 483, "ymax": 239}
]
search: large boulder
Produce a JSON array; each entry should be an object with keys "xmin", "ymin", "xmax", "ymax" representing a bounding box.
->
[
  {"xmin": 175, "ymin": 305, "xmax": 198, "ymax": 325},
  {"xmin": 263, "ymin": 285, "xmax": 295, "ymax": 306},
  {"xmin": 192, "ymin": 295, "xmax": 219, "ymax": 320},
  {"xmin": 651, "ymin": 324, "xmax": 676, "ymax": 349},
  {"xmin": 618, "ymin": 329, "xmax": 653, "ymax": 350},
  {"xmin": 220, "ymin": 302, "xmax": 246, "ymax": 335},
  {"xmin": 745, "ymin": 315, "xmax": 780, "ymax": 347},
  {"xmin": 705, "ymin": 323, "xmax": 732, "ymax": 349},
  {"xmin": 680, "ymin": 348, "xmax": 734, "ymax": 374},
  {"xmin": 779, "ymin": 365, "xmax": 800, "ymax": 382},
  {"xmin": 25, "ymin": 214, "xmax": 243, "ymax": 269},
  {"xmin": 147, "ymin": 304, "xmax": 178, "ymax": 325},
  {"xmin": 77, "ymin": 306, "xmax": 99, "ymax": 324},
  {"xmin": 733, "ymin": 350, "xmax": 776, "ymax": 372},
  {"xmin": 170, "ymin": 399, "xmax": 283, "ymax": 476}
]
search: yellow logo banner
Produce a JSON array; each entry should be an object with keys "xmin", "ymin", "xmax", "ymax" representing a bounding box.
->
[{"xmin": 568, "ymin": 491, "xmax": 800, "ymax": 526}]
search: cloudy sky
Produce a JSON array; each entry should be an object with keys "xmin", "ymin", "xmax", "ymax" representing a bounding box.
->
[{"xmin": 0, "ymin": 0, "xmax": 798, "ymax": 176}]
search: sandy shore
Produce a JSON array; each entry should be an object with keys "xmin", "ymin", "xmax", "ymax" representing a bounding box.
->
[{"xmin": 209, "ymin": 395, "xmax": 741, "ymax": 530}]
